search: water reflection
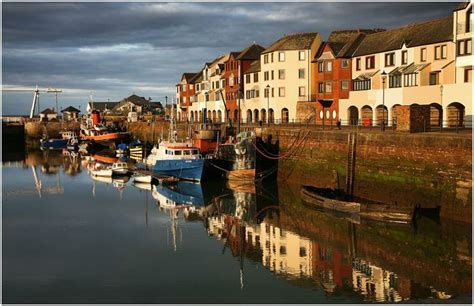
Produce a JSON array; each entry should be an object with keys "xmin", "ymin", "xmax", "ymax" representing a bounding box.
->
[{"xmin": 2, "ymin": 149, "xmax": 471, "ymax": 303}]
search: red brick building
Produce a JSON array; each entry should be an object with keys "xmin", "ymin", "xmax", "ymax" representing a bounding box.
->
[
  {"xmin": 176, "ymin": 72, "xmax": 199, "ymax": 121},
  {"xmin": 312, "ymin": 30, "xmax": 380, "ymax": 125},
  {"xmin": 224, "ymin": 43, "xmax": 265, "ymax": 122}
]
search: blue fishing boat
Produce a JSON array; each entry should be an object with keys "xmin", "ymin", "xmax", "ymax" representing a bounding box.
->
[
  {"xmin": 142, "ymin": 142, "xmax": 204, "ymax": 181},
  {"xmin": 40, "ymin": 138, "xmax": 69, "ymax": 150}
]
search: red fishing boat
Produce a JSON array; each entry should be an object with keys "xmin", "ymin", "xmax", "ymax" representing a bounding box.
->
[{"xmin": 80, "ymin": 110, "xmax": 129, "ymax": 142}]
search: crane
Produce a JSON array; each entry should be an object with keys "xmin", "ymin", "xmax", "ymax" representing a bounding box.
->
[{"xmin": 1, "ymin": 85, "xmax": 62, "ymax": 118}]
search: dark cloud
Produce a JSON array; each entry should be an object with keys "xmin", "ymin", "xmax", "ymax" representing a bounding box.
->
[{"xmin": 2, "ymin": 2, "xmax": 457, "ymax": 115}]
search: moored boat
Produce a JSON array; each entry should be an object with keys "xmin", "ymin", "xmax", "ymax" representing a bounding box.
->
[
  {"xmin": 89, "ymin": 163, "xmax": 113, "ymax": 177},
  {"xmin": 80, "ymin": 109, "xmax": 129, "ymax": 142},
  {"xmin": 300, "ymin": 185, "xmax": 415, "ymax": 223},
  {"xmin": 111, "ymin": 161, "xmax": 129, "ymax": 175}
]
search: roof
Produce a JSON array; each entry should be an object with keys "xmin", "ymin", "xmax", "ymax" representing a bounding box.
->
[
  {"xmin": 89, "ymin": 102, "xmax": 119, "ymax": 111},
  {"xmin": 353, "ymin": 16, "xmax": 453, "ymax": 56},
  {"xmin": 61, "ymin": 106, "xmax": 80, "ymax": 113},
  {"xmin": 181, "ymin": 72, "xmax": 198, "ymax": 83},
  {"xmin": 189, "ymin": 71, "xmax": 202, "ymax": 83},
  {"xmin": 262, "ymin": 32, "xmax": 320, "ymax": 54},
  {"xmin": 354, "ymin": 70, "xmax": 379, "ymax": 80},
  {"xmin": 40, "ymin": 108, "xmax": 56, "ymax": 115},
  {"xmin": 236, "ymin": 43, "xmax": 265, "ymax": 60},
  {"xmin": 243, "ymin": 59, "xmax": 261, "ymax": 74},
  {"xmin": 120, "ymin": 94, "xmax": 150, "ymax": 106},
  {"xmin": 453, "ymin": 1, "xmax": 470, "ymax": 11}
]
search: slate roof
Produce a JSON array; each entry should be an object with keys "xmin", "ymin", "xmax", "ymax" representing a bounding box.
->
[
  {"xmin": 243, "ymin": 59, "xmax": 261, "ymax": 74},
  {"xmin": 236, "ymin": 43, "xmax": 265, "ymax": 60},
  {"xmin": 262, "ymin": 32, "xmax": 320, "ymax": 54},
  {"xmin": 353, "ymin": 16, "xmax": 453, "ymax": 56},
  {"xmin": 61, "ymin": 106, "xmax": 80, "ymax": 113},
  {"xmin": 181, "ymin": 72, "xmax": 198, "ymax": 83},
  {"xmin": 90, "ymin": 102, "xmax": 119, "ymax": 111},
  {"xmin": 120, "ymin": 94, "xmax": 150, "ymax": 106},
  {"xmin": 40, "ymin": 108, "xmax": 56, "ymax": 115},
  {"xmin": 189, "ymin": 71, "xmax": 202, "ymax": 83}
]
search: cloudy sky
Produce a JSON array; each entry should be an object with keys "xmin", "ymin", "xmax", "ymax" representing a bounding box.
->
[{"xmin": 2, "ymin": 1, "xmax": 458, "ymax": 115}]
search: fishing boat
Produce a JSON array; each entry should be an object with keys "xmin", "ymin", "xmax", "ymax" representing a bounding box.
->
[
  {"xmin": 80, "ymin": 109, "xmax": 129, "ymax": 142},
  {"xmin": 141, "ymin": 103, "xmax": 204, "ymax": 181},
  {"xmin": 300, "ymin": 185, "xmax": 415, "ymax": 223},
  {"xmin": 111, "ymin": 161, "xmax": 128, "ymax": 175},
  {"xmin": 203, "ymin": 130, "xmax": 279, "ymax": 182},
  {"xmin": 133, "ymin": 172, "xmax": 153, "ymax": 183},
  {"xmin": 89, "ymin": 162, "xmax": 113, "ymax": 177},
  {"xmin": 40, "ymin": 138, "xmax": 69, "ymax": 150}
]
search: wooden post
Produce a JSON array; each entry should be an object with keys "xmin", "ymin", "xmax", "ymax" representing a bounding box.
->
[{"xmin": 345, "ymin": 131, "xmax": 357, "ymax": 197}]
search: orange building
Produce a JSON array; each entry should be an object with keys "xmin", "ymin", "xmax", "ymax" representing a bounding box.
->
[{"xmin": 176, "ymin": 72, "xmax": 200, "ymax": 121}]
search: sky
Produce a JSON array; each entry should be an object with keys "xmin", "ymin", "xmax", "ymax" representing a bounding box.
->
[{"xmin": 2, "ymin": 1, "xmax": 459, "ymax": 115}]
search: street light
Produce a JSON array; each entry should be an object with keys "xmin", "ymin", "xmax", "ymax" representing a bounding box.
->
[
  {"xmin": 440, "ymin": 84, "xmax": 444, "ymax": 130},
  {"xmin": 204, "ymin": 92, "xmax": 209, "ymax": 127},
  {"xmin": 266, "ymin": 84, "xmax": 270, "ymax": 126},
  {"xmin": 381, "ymin": 70, "xmax": 387, "ymax": 131}
]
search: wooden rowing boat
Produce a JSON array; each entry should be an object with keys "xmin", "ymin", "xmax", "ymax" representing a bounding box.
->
[{"xmin": 300, "ymin": 185, "xmax": 414, "ymax": 223}]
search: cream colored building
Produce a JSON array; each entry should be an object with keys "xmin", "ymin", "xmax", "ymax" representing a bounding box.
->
[
  {"xmin": 242, "ymin": 32, "xmax": 322, "ymax": 123},
  {"xmin": 340, "ymin": 14, "xmax": 472, "ymax": 127},
  {"xmin": 187, "ymin": 55, "xmax": 228, "ymax": 123}
]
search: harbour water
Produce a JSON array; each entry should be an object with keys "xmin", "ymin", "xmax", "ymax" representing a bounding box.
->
[{"xmin": 2, "ymin": 148, "xmax": 472, "ymax": 303}]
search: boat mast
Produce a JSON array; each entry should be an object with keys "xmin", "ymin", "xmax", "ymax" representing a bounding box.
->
[{"xmin": 169, "ymin": 98, "xmax": 177, "ymax": 143}]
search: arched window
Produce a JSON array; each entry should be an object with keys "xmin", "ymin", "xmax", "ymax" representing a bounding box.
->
[
  {"xmin": 268, "ymin": 109, "xmax": 274, "ymax": 123},
  {"xmin": 246, "ymin": 109, "xmax": 253, "ymax": 123},
  {"xmin": 361, "ymin": 105, "xmax": 373, "ymax": 127},
  {"xmin": 261, "ymin": 109, "xmax": 267, "ymax": 123},
  {"xmin": 217, "ymin": 110, "xmax": 222, "ymax": 123},
  {"xmin": 254, "ymin": 109, "xmax": 259, "ymax": 123},
  {"xmin": 281, "ymin": 108, "xmax": 289, "ymax": 123},
  {"xmin": 447, "ymin": 102, "xmax": 465, "ymax": 127},
  {"xmin": 375, "ymin": 105, "xmax": 388, "ymax": 126},
  {"xmin": 429, "ymin": 103, "xmax": 442, "ymax": 127}
]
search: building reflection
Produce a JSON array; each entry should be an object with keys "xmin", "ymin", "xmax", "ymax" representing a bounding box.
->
[{"xmin": 198, "ymin": 184, "xmax": 468, "ymax": 303}]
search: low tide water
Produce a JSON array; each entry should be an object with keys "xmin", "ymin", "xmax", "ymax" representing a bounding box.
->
[{"xmin": 2, "ymin": 148, "xmax": 472, "ymax": 303}]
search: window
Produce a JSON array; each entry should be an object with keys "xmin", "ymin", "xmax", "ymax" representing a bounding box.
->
[
  {"xmin": 264, "ymin": 88, "xmax": 269, "ymax": 98},
  {"xmin": 325, "ymin": 82, "xmax": 332, "ymax": 93},
  {"xmin": 465, "ymin": 67, "xmax": 472, "ymax": 83},
  {"xmin": 318, "ymin": 82, "xmax": 324, "ymax": 93},
  {"xmin": 278, "ymin": 87, "xmax": 285, "ymax": 97},
  {"xmin": 278, "ymin": 69, "xmax": 285, "ymax": 80},
  {"xmin": 299, "ymin": 247, "xmax": 307, "ymax": 257},
  {"xmin": 271, "ymin": 53, "xmax": 274, "ymax": 62},
  {"xmin": 271, "ymin": 70, "xmax": 274, "ymax": 80},
  {"xmin": 190, "ymin": 84, "xmax": 194, "ymax": 90},
  {"xmin": 429, "ymin": 72, "xmax": 439, "ymax": 85},
  {"xmin": 326, "ymin": 61, "xmax": 332, "ymax": 72},
  {"xmin": 182, "ymin": 84, "xmax": 186, "ymax": 91},
  {"xmin": 298, "ymin": 68, "xmax": 305, "ymax": 79},
  {"xmin": 341, "ymin": 80, "xmax": 349, "ymax": 90},
  {"xmin": 253, "ymin": 73, "xmax": 259, "ymax": 82},
  {"xmin": 175, "ymin": 150, "xmax": 182, "ymax": 156},
  {"xmin": 318, "ymin": 62, "xmax": 324, "ymax": 72},
  {"xmin": 385, "ymin": 52, "xmax": 395, "ymax": 67},
  {"xmin": 421, "ymin": 48, "xmax": 427, "ymax": 62},
  {"xmin": 341, "ymin": 59, "xmax": 349, "ymax": 68},
  {"xmin": 264, "ymin": 54, "xmax": 268, "ymax": 64},
  {"xmin": 245, "ymin": 74, "xmax": 251, "ymax": 84},
  {"xmin": 402, "ymin": 50, "xmax": 408, "ymax": 65},
  {"xmin": 435, "ymin": 46, "xmax": 441, "ymax": 60},
  {"xmin": 264, "ymin": 71, "xmax": 269, "ymax": 81},
  {"xmin": 278, "ymin": 52, "xmax": 285, "ymax": 61},
  {"xmin": 356, "ymin": 58, "xmax": 361, "ymax": 71},
  {"xmin": 389, "ymin": 74, "xmax": 402, "ymax": 88},
  {"xmin": 365, "ymin": 56, "xmax": 375, "ymax": 69},
  {"xmin": 271, "ymin": 87, "xmax": 274, "ymax": 97},
  {"xmin": 298, "ymin": 51, "xmax": 305, "ymax": 60},
  {"xmin": 353, "ymin": 79, "xmax": 371, "ymax": 91},
  {"xmin": 298, "ymin": 86, "xmax": 306, "ymax": 97},
  {"xmin": 441, "ymin": 45, "xmax": 447, "ymax": 59},
  {"xmin": 280, "ymin": 246, "xmax": 287, "ymax": 255},
  {"xmin": 404, "ymin": 73, "xmax": 418, "ymax": 87},
  {"xmin": 457, "ymin": 39, "xmax": 472, "ymax": 56}
]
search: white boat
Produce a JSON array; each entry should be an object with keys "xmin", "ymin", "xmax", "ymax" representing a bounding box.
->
[
  {"xmin": 133, "ymin": 172, "xmax": 153, "ymax": 183},
  {"xmin": 112, "ymin": 162, "xmax": 129, "ymax": 175},
  {"xmin": 90, "ymin": 164, "xmax": 113, "ymax": 177}
]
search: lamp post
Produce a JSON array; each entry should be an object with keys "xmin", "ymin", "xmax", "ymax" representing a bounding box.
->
[
  {"xmin": 381, "ymin": 71, "xmax": 387, "ymax": 131},
  {"xmin": 204, "ymin": 91, "xmax": 209, "ymax": 127},
  {"xmin": 440, "ymin": 84, "xmax": 444, "ymax": 130},
  {"xmin": 237, "ymin": 88, "xmax": 242, "ymax": 134},
  {"xmin": 266, "ymin": 84, "xmax": 270, "ymax": 126}
]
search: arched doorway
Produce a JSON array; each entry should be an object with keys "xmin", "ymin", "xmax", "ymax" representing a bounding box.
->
[
  {"xmin": 447, "ymin": 102, "xmax": 465, "ymax": 127},
  {"xmin": 347, "ymin": 106, "xmax": 358, "ymax": 126},
  {"xmin": 234, "ymin": 109, "xmax": 239, "ymax": 123},
  {"xmin": 212, "ymin": 110, "xmax": 216, "ymax": 122},
  {"xmin": 391, "ymin": 104, "xmax": 401, "ymax": 126},
  {"xmin": 246, "ymin": 109, "xmax": 253, "ymax": 123},
  {"xmin": 207, "ymin": 110, "xmax": 212, "ymax": 122},
  {"xmin": 429, "ymin": 103, "xmax": 442, "ymax": 127},
  {"xmin": 361, "ymin": 105, "xmax": 373, "ymax": 126},
  {"xmin": 261, "ymin": 109, "xmax": 267, "ymax": 123},
  {"xmin": 375, "ymin": 105, "xmax": 388, "ymax": 126},
  {"xmin": 254, "ymin": 109, "xmax": 259, "ymax": 123},
  {"xmin": 190, "ymin": 111, "xmax": 194, "ymax": 122},
  {"xmin": 199, "ymin": 111, "xmax": 202, "ymax": 122},
  {"xmin": 269, "ymin": 108, "xmax": 274, "ymax": 124},
  {"xmin": 217, "ymin": 110, "xmax": 222, "ymax": 123},
  {"xmin": 281, "ymin": 108, "xmax": 289, "ymax": 123}
]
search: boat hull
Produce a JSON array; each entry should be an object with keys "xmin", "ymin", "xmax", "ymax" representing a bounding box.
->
[
  {"xmin": 80, "ymin": 132, "xmax": 129, "ymax": 142},
  {"xmin": 40, "ymin": 139, "xmax": 69, "ymax": 150},
  {"xmin": 152, "ymin": 159, "xmax": 204, "ymax": 181},
  {"xmin": 90, "ymin": 169, "xmax": 113, "ymax": 177}
]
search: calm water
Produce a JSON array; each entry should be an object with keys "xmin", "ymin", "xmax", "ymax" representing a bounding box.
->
[{"xmin": 2, "ymin": 149, "xmax": 472, "ymax": 303}]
